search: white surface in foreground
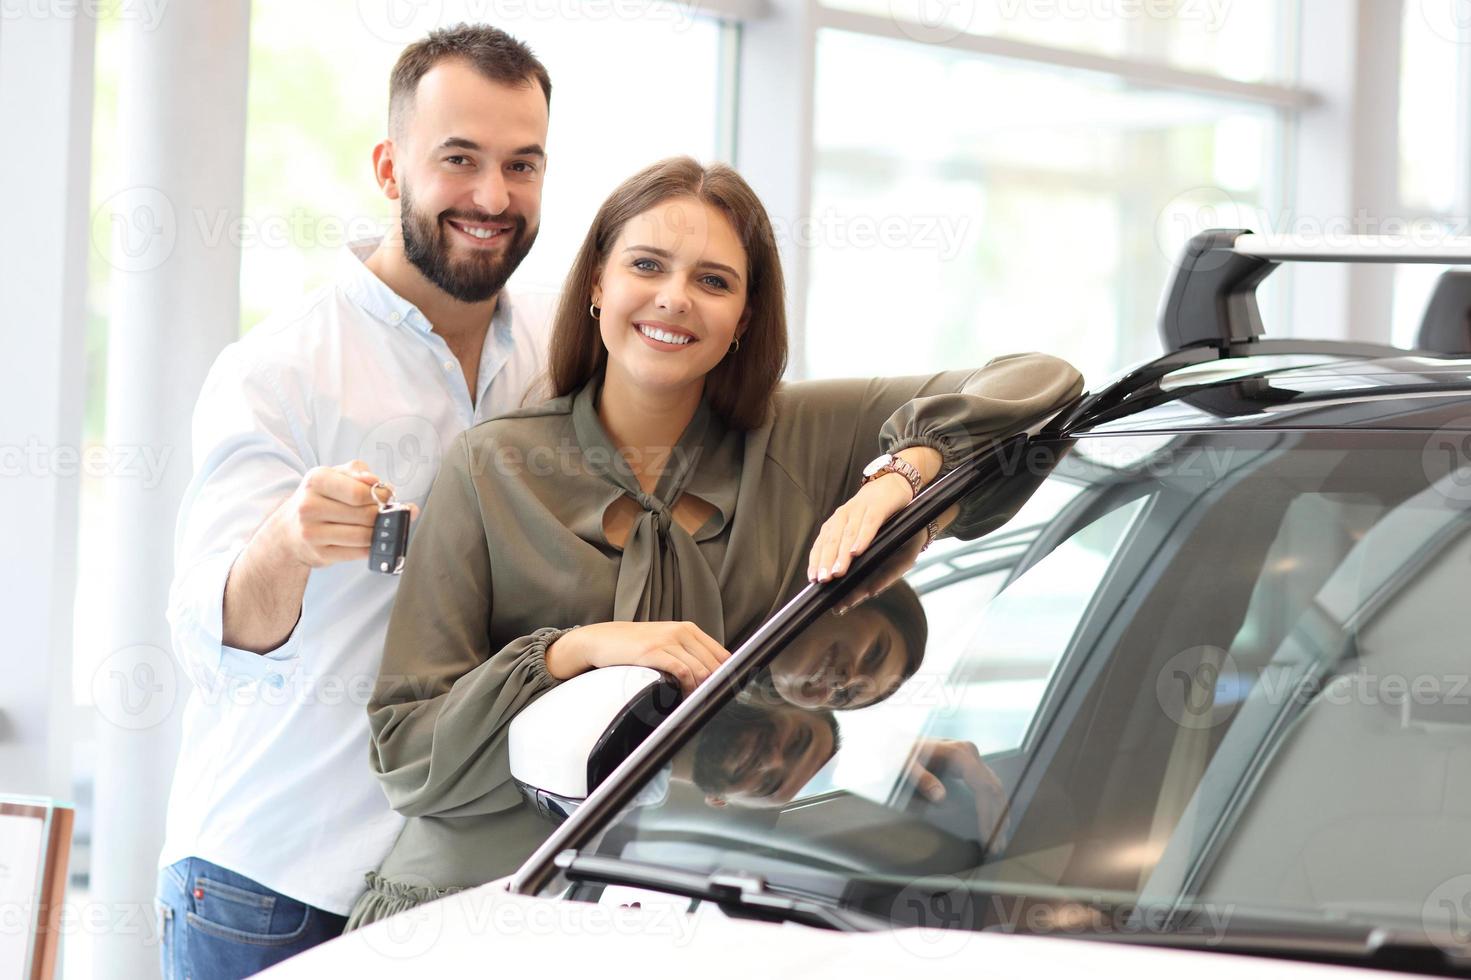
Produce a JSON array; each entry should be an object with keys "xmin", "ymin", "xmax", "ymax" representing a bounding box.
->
[{"xmin": 262, "ymin": 879, "xmax": 1412, "ymax": 980}]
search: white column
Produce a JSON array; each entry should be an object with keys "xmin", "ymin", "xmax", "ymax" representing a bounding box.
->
[
  {"xmin": 1290, "ymin": 0, "xmax": 1403, "ymax": 342},
  {"xmin": 89, "ymin": 1, "xmax": 251, "ymax": 977},
  {"xmin": 0, "ymin": 4, "xmax": 95, "ymax": 801},
  {"xmin": 732, "ymin": 0, "xmax": 817, "ymax": 378}
]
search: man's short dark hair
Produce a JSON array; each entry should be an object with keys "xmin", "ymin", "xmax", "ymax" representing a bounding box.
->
[{"xmin": 388, "ymin": 24, "xmax": 551, "ymax": 137}]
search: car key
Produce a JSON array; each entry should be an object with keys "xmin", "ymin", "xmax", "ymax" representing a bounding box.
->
[{"xmin": 368, "ymin": 482, "xmax": 411, "ymax": 575}]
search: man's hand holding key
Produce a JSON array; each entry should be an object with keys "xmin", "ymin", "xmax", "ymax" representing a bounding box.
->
[
  {"xmin": 221, "ymin": 461, "xmax": 420, "ymax": 653},
  {"xmin": 272, "ymin": 461, "xmax": 420, "ymax": 568}
]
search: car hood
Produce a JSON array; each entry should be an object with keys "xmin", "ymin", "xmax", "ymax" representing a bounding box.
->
[{"xmin": 260, "ymin": 879, "xmax": 1413, "ymax": 979}]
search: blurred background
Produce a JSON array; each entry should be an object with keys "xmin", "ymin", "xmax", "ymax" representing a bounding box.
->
[{"xmin": 3, "ymin": 0, "xmax": 1468, "ymax": 976}]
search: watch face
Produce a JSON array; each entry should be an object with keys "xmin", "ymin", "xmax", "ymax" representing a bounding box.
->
[{"xmin": 862, "ymin": 453, "xmax": 894, "ymax": 478}]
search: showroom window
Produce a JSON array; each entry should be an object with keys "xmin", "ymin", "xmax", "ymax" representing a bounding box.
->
[
  {"xmin": 1391, "ymin": 1, "xmax": 1471, "ymax": 348},
  {"xmin": 802, "ymin": 1, "xmax": 1301, "ymax": 383}
]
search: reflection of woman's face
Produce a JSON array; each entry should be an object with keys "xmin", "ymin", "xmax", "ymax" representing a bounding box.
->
[
  {"xmin": 708, "ymin": 706, "xmax": 836, "ymax": 809},
  {"xmin": 769, "ymin": 606, "xmax": 908, "ymax": 710}
]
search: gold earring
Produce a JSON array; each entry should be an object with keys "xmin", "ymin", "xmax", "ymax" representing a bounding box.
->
[
  {"xmin": 589, "ymin": 303, "xmax": 601, "ymax": 319},
  {"xmin": 728, "ymin": 337, "xmax": 741, "ymax": 354}
]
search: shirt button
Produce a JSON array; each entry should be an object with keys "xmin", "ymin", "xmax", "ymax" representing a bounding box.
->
[
  {"xmin": 265, "ymin": 673, "xmax": 284, "ymax": 689},
  {"xmin": 443, "ymin": 360, "xmax": 455, "ymax": 371},
  {"xmin": 388, "ymin": 312, "xmax": 402, "ymax": 324}
]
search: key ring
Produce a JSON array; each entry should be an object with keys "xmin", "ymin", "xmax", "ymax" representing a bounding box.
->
[{"xmin": 370, "ymin": 481, "xmax": 395, "ymax": 511}]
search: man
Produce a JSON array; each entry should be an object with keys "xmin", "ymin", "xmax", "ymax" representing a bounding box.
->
[{"xmin": 156, "ymin": 25, "xmax": 554, "ymax": 977}]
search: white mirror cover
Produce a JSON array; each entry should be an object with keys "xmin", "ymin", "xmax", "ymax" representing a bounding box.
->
[{"xmin": 508, "ymin": 665, "xmax": 665, "ymax": 800}]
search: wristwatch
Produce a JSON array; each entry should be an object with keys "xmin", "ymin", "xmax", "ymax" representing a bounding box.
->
[{"xmin": 860, "ymin": 452, "xmax": 923, "ymax": 501}]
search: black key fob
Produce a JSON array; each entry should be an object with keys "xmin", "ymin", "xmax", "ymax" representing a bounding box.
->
[
  {"xmin": 368, "ymin": 482, "xmax": 411, "ymax": 575},
  {"xmin": 370, "ymin": 506, "xmax": 410, "ymax": 574}
]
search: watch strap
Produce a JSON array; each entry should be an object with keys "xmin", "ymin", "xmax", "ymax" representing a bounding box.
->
[{"xmin": 861, "ymin": 455, "xmax": 923, "ymax": 500}]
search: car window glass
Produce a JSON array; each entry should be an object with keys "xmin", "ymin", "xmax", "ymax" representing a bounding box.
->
[
  {"xmin": 811, "ymin": 492, "xmax": 1147, "ymax": 806},
  {"xmin": 555, "ymin": 431, "xmax": 1471, "ymax": 947}
]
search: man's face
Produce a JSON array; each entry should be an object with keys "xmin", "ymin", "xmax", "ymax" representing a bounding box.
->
[
  {"xmin": 706, "ymin": 706, "xmax": 837, "ymax": 809},
  {"xmin": 389, "ymin": 59, "xmax": 549, "ymax": 302}
]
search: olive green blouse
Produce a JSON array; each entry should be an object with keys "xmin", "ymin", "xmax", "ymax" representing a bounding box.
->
[{"xmin": 347, "ymin": 352, "xmax": 1083, "ymax": 929}]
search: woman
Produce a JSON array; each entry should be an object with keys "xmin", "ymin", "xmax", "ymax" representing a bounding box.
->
[{"xmin": 346, "ymin": 157, "xmax": 1082, "ymax": 928}]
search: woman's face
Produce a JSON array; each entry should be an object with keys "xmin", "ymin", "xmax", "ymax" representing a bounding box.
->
[
  {"xmin": 593, "ymin": 197, "xmax": 750, "ymax": 398},
  {"xmin": 769, "ymin": 605, "xmax": 911, "ymax": 710}
]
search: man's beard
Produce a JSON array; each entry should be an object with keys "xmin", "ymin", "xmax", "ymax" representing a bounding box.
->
[{"xmin": 399, "ymin": 185, "xmax": 537, "ymax": 303}]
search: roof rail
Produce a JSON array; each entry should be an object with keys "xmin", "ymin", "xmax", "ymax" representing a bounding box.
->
[{"xmin": 1159, "ymin": 230, "xmax": 1471, "ymax": 354}]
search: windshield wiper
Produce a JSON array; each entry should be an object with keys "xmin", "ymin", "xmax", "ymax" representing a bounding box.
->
[{"xmin": 553, "ymin": 850, "xmax": 887, "ymax": 933}]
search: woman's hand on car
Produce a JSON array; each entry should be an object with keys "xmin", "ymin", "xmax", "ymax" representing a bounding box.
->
[
  {"xmin": 808, "ymin": 477, "xmax": 913, "ymax": 585},
  {"xmin": 544, "ymin": 621, "xmax": 731, "ymax": 694},
  {"xmin": 809, "ymin": 448, "xmax": 943, "ymax": 584}
]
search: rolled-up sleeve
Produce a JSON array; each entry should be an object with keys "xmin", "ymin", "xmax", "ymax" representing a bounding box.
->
[
  {"xmin": 367, "ymin": 432, "xmax": 575, "ymax": 819},
  {"xmin": 166, "ymin": 343, "xmax": 314, "ymax": 690}
]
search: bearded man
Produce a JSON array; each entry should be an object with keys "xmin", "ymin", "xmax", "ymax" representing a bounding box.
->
[{"xmin": 155, "ymin": 25, "xmax": 555, "ymax": 978}]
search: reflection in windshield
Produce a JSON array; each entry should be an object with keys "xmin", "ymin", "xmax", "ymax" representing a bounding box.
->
[
  {"xmin": 763, "ymin": 581, "xmax": 928, "ymax": 710},
  {"xmin": 558, "ymin": 430, "xmax": 1471, "ymax": 956},
  {"xmin": 690, "ymin": 702, "xmax": 840, "ymax": 808}
]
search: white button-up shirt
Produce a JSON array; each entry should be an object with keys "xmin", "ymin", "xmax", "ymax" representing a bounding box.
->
[{"xmin": 160, "ymin": 239, "xmax": 554, "ymax": 913}]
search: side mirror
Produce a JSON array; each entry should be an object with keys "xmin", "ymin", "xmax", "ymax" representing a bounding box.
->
[{"xmin": 509, "ymin": 665, "xmax": 681, "ymax": 823}]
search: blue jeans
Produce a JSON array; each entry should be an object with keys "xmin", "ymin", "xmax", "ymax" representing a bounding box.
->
[{"xmin": 156, "ymin": 857, "xmax": 348, "ymax": 979}]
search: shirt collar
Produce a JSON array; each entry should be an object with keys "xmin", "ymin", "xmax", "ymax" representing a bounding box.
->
[
  {"xmin": 339, "ymin": 236, "xmax": 516, "ymax": 338},
  {"xmin": 339, "ymin": 237, "xmax": 424, "ymax": 331}
]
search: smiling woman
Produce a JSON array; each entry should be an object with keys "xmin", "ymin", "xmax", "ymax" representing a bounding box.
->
[{"xmin": 346, "ymin": 156, "xmax": 1084, "ymax": 932}]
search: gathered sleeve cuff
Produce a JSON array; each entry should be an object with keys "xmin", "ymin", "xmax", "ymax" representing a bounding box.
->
[{"xmin": 878, "ymin": 352, "xmax": 1083, "ymax": 481}]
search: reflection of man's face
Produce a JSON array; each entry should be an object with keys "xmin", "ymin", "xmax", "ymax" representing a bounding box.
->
[
  {"xmin": 769, "ymin": 606, "xmax": 909, "ymax": 710},
  {"xmin": 392, "ymin": 60, "xmax": 547, "ymax": 302},
  {"xmin": 706, "ymin": 706, "xmax": 836, "ymax": 809}
]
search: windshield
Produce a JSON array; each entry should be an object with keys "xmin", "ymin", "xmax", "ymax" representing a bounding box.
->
[{"xmin": 541, "ymin": 428, "xmax": 1471, "ymax": 954}]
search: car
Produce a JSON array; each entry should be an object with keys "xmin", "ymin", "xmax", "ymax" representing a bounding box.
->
[{"xmin": 268, "ymin": 230, "xmax": 1471, "ymax": 978}]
